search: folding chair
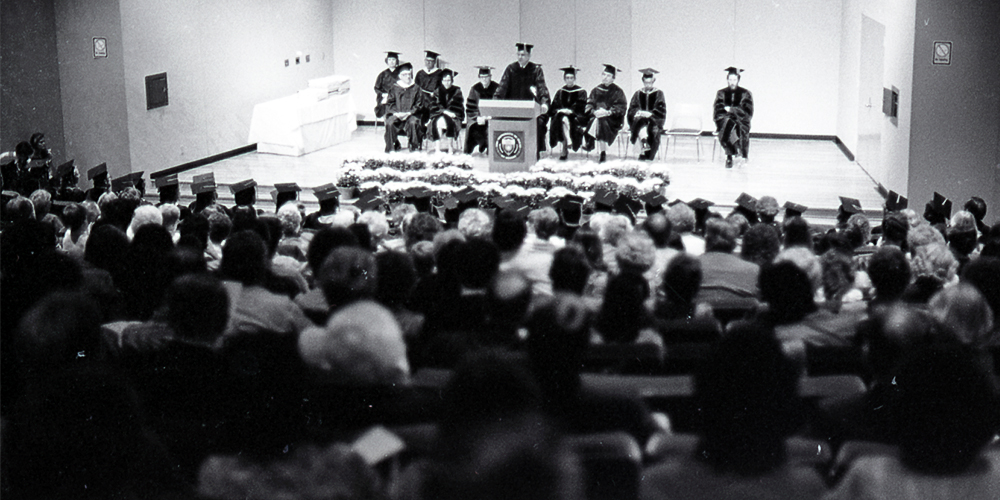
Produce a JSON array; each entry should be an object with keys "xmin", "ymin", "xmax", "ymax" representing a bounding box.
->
[{"xmin": 663, "ymin": 103, "xmax": 704, "ymax": 160}]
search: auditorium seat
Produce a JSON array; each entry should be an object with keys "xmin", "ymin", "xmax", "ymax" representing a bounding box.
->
[
  {"xmin": 567, "ymin": 431, "xmax": 643, "ymax": 500},
  {"xmin": 581, "ymin": 342, "xmax": 663, "ymax": 375}
]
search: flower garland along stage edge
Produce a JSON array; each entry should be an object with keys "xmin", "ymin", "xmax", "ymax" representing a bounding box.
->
[{"xmin": 335, "ymin": 154, "xmax": 670, "ymax": 210}]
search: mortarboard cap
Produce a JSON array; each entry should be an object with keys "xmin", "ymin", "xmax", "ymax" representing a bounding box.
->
[
  {"xmin": 724, "ymin": 66, "xmax": 744, "ymax": 75},
  {"xmin": 453, "ymin": 186, "xmax": 482, "ymax": 203},
  {"xmin": 602, "ymin": 64, "xmax": 621, "ymax": 74},
  {"xmin": 667, "ymin": 199, "xmax": 686, "ymax": 207},
  {"xmin": 229, "ymin": 178, "xmax": 256, "ymax": 195},
  {"xmin": 688, "ymin": 198, "xmax": 715, "ymax": 211},
  {"xmin": 424, "ymin": 50, "xmax": 440, "ymax": 59},
  {"xmin": 126, "ymin": 171, "xmax": 145, "ymax": 194},
  {"xmin": 638, "ymin": 68, "xmax": 659, "ymax": 78},
  {"xmin": 593, "ymin": 186, "xmax": 617, "ymax": 207},
  {"xmin": 155, "ymin": 173, "xmax": 179, "ymax": 189},
  {"xmin": 385, "ymin": 51, "xmax": 400, "ymax": 59},
  {"xmin": 931, "ymin": 192, "xmax": 952, "ymax": 217},
  {"xmin": 734, "ymin": 192, "xmax": 757, "ymax": 212},
  {"xmin": 475, "ymin": 66, "xmax": 494, "ymax": 76},
  {"xmin": 88, "ymin": 163, "xmax": 108, "ymax": 180},
  {"xmin": 55, "ymin": 160, "xmax": 75, "ymax": 179},
  {"xmin": 272, "ymin": 182, "xmax": 301, "ymax": 208},
  {"xmin": 191, "ymin": 173, "xmax": 217, "ymax": 195},
  {"xmin": 313, "ymin": 183, "xmax": 339, "ymax": 202},
  {"xmin": 839, "ymin": 196, "xmax": 863, "ymax": 214},
  {"xmin": 884, "ymin": 190, "xmax": 908, "ymax": 212},
  {"xmin": 274, "ymin": 182, "xmax": 302, "ymax": 194},
  {"xmin": 440, "ymin": 68, "xmax": 457, "ymax": 79},
  {"xmin": 613, "ymin": 196, "xmax": 643, "ymax": 224},
  {"xmin": 555, "ymin": 194, "xmax": 585, "ymax": 227},
  {"xmin": 641, "ymin": 191, "xmax": 668, "ymax": 207},
  {"xmin": 559, "ymin": 66, "xmax": 578, "ymax": 76},
  {"xmin": 355, "ymin": 188, "xmax": 384, "ymax": 211},
  {"xmin": 515, "ymin": 43, "xmax": 534, "ymax": 53},
  {"xmin": 110, "ymin": 174, "xmax": 132, "ymax": 192},
  {"xmin": 397, "ymin": 62, "xmax": 413, "ymax": 72},
  {"xmin": 783, "ymin": 201, "xmax": 808, "ymax": 218}
]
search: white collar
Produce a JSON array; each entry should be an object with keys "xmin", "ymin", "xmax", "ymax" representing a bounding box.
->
[{"xmin": 396, "ymin": 80, "xmax": 415, "ymax": 89}]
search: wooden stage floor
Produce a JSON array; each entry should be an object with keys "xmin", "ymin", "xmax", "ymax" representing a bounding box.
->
[{"xmin": 179, "ymin": 125, "xmax": 883, "ymax": 225}]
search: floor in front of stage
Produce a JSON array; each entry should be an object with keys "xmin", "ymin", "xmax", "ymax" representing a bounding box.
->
[{"xmin": 181, "ymin": 125, "xmax": 882, "ymax": 223}]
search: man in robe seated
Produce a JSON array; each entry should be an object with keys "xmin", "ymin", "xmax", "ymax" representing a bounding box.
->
[
  {"xmin": 585, "ymin": 64, "xmax": 627, "ymax": 163},
  {"xmin": 548, "ymin": 66, "xmax": 587, "ymax": 160},
  {"xmin": 464, "ymin": 66, "xmax": 499, "ymax": 154},
  {"xmin": 384, "ymin": 62, "xmax": 426, "ymax": 153},
  {"xmin": 627, "ymin": 68, "xmax": 667, "ymax": 161}
]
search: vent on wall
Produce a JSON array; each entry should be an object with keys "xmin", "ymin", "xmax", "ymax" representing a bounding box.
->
[{"xmin": 146, "ymin": 73, "xmax": 168, "ymax": 110}]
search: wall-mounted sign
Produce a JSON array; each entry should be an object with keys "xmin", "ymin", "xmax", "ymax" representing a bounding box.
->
[
  {"xmin": 933, "ymin": 41, "xmax": 952, "ymax": 65},
  {"xmin": 94, "ymin": 37, "xmax": 107, "ymax": 58}
]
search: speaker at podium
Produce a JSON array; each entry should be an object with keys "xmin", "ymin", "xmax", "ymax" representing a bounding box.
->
[{"xmin": 479, "ymin": 100, "xmax": 541, "ymax": 173}]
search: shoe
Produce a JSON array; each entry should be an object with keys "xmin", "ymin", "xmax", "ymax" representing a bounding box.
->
[
  {"xmin": 394, "ymin": 141, "xmax": 401, "ymax": 151},
  {"xmin": 599, "ymin": 152, "xmax": 607, "ymax": 163},
  {"xmin": 726, "ymin": 155, "xmax": 733, "ymax": 168},
  {"xmin": 559, "ymin": 152, "xmax": 568, "ymax": 161}
]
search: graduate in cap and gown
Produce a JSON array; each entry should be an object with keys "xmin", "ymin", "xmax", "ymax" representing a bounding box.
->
[
  {"xmin": 628, "ymin": 68, "xmax": 667, "ymax": 161},
  {"xmin": 374, "ymin": 51, "xmax": 401, "ymax": 119},
  {"xmin": 464, "ymin": 66, "xmax": 499, "ymax": 154},
  {"xmin": 415, "ymin": 50, "xmax": 444, "ymax": 94},
  {"xmin": 53, "ymin": 161, "xmax": 86, "ymax": 202},
  {"xmin": 548, "ymin": 66, "xmax": 588, "ymax": 160},
  {"xmin": 384, "ymin": 62, "xmax": 428, "ymax": 152},
  {"xmin": 495, "ymin": 43, "xmax": 551, "ymax": 154},
  {"xmin": 428, "ymin": 69, "xmax": 465, "ymax": 154},
  {"xmin": 85, "ymin": 163, "xmax": 110, "ymax": 202},
  {"xmin": 714, "ymin": 67, "xmax": 754, "ymax": 168},
  {"xmin": 585, "ymin": 64, "xmax": 628, "ymax": 163}
]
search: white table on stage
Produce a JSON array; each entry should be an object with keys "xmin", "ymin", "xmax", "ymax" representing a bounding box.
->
[{"xmin": 248, "ymin": 86, "xmax": 357, "ymax": 156}]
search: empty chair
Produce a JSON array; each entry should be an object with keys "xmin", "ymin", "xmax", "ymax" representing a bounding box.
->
[{"xmin": 663, "ymin": 103, "xmax": 705, "ymax": 160}]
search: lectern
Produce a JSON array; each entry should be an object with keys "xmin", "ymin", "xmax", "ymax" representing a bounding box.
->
[{"xmin": 479, "ymin": 100, "xmax": 541, "ymax": 173}]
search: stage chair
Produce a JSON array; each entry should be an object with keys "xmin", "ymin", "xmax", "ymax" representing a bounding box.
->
[
  {"xmin": 663, "ymin": 103, "xmax": 704, "ymax": 161},
  {"xmin": 567, "ymin": 432, "xmax": 643, "ymax": 500},
  {"xmin": 616, "ymin": 129, "xmax": 632, "ymax": 159},
  {"xmin": 711, "ymin": 130, "xmax": 719, "ymax": 161}
]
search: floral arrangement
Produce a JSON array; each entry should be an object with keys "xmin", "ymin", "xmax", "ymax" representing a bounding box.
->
[{"xmin": 336, "ymin": 155, "xmax": 670, "ymax": 210}]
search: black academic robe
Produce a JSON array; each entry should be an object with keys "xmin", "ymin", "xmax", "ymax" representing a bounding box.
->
[
  {"xmin": 713, "ymin": 86, "xmax": 754, "ymax": 158},
  {"xmin": 585, "ymin": 83, "xmax": 628, "ymax": 145},
  {"xmin": 415, "ymin": 68, "xmax": 443, "ymax": 94},
  {"xmin": 548, "ymin": 85, "xmax": 588, "ymax": 150},
  {"xmin": 429, "ymin": 86, "xmax": 465, "ymax": 140},
  {"xmin": 374, "ymin": 67, "xmax": 399, "ymax": 118},
  {"xmin": 628, "ymin": 88, "xmax": 667, "ymax": 154},
  {"xmin": 385, "ymin": 82, "xmax": 427, "ymax": 152},
  {"xmin": 464, "ymin": 81, "xmax": 499, "ymax": 153},
  {"xmin": 496, "ymin": 61, "xmax": 551, "ymax": 151}
]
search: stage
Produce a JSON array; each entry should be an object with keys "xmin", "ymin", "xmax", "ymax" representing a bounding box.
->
[{"xmin": 173, "ymin": 125, "xmax": 883, "ymax": 226}]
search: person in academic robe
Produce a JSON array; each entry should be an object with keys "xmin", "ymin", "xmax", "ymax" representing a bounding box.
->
[
  {"xmin": 627, "ymin": 68, "xmax": 667, "ymax": 161},
  {"xmin": 584, "ymin": 64, "xmax": 628, "ymax": 163},
  {"xmin": 495, "ymin": 43, "xmax": 550, "ymax": 154},
  {"xmin": 415, "ymin": 50, "xmax": 443, "ymax": 94},
  {"xmin": 428, "ymin": 69, "xmax": 465, "ymax": 154},
  {"xmin": 547, "ymin": 66, "xmax": 588, "ymax": 160},
  {"xmin": 84, "ymin": 163, "xmax": 110, "ymax": 202},
  {"xmin": 53, "ymin": 161, "xmax": 86, "ymax": 203},
  {"xmin": 713, "ymin": 66, "xmax": 754, "ymax": 168},
  {"xmin": 464, "ymin": 66, "xmax": 499, "ymax": 154},
  {"xmin": 384, "ymin": 62, "xmax": 427, "ymax": 152},
  {"xmin": 374, "ymin": 51, "xmax": 401, "ymax": 119}
]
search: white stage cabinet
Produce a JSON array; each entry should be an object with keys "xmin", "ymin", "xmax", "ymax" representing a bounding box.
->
[{"xmin": 248, "ymin": 76, "xmax": 357, "ymax": 156}]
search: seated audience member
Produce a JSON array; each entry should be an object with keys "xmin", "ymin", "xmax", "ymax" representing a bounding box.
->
[
  {"xmin": 357, "ymin": 210, "xmax": 390, "ymax": 251},
  {"xmin": 126, "ymin": 204, "xmax": 163, "ymax": 240},
  {"xmin": 668, "ymin": 202, "xmax": 703, "ymax": 255},
  {"xmin": 741, "ymin": 222, "xmax": 781, "ymax": 267},
  {"xmin": 782, "ymin": 216, "xmax": 813, "ymax": 250},
  {"xmin": 655, "ymin": 253, "xmax": 719, "ymax": 327},
  {"xmin": 904, "ymin": 242, "xmax": 958, "ymax": 303},
  {"xmin": 550, "ymin": 245, "xmax": 591, "ymax": 297},
  {"xmin": 819, "ymin": 249, "xmax": 864, "ymax": 312},
  {"xmin": 879, "ymin": 211, "xmax": 909, "ymax": 250},
  {"xmin": 29, "ymin": 188, "xmax": 64, "ymax": 235},
  {"xmin": 826, "ymin": 345, "xmax": 1000, "ymax": 500},
  {"xmin": 905, "ymin": 221, "xmax": 945, "ymax": 250},
  {"xmin": 639, "ymin": 212, "xmax": 679, "ymax": 294},
  {"xmin": 275, "ymin": 201, "xmax": 307, "ymax": 262},
  {"xmin": 813, "ymin": 304, "xmax": 951, "ymax": 447},
  {"xmin": 695, "ymin": 218, "xmax": 760, "ymax": 310},
  {"xmin": 573, "ymin": 228, "xmax": 610, "ymax": 305},
  {"xmin": 615, "ymin": 231, "xmax": 656, "ymax": 278},
  {"xmin": 218, "ymin": 230, "xmax": 310, "ymax": 339},
  {"xmin": 640, "ymin": 321, "xmax": 824, "ymax": 500},
  {"xmin": 527, "ymin": 294, "xmax": 666, "ymax": 451},
  {"xmin": 58, "ymin": 201, "xmax": 90, "ymax": 261},
  {"xmin": 177, "ymin": 211, "xmax": 210, "ymax": 253},
  {"xmin": 384, "ymin": 62, "xmax": 426, "ymax": 152},
  {"xmin": 481, "ymin": 269, "xmax": 534, "ymax": 348},
  {"xmin": 867, "ymin": 246, "xmax": 912, "ymax": 309},
  {"xmin": 775, "ymin": 247, "xmax": 823, "ymax": 301},
  {"xmin": 375, "ymin": 250, "xmax": 424, "ymax": 341},
  {"xmin": 960, "ymin": 257, "xmax": 1000, "ymax": 332},
  {"xmin": 594, "ymin": 214, "xmax": 632, "ymax": 274},
  {"xmin": 457, "ymin": 207, "xmax": 492, "ymax": 241},
  {"xmin": 948, "ymin": 210, "xmax": 979, "ymax": 273},
  {"xmin": 205, "ymin": 211, "xmax": 231, "ymax": 271},
  {"xmin": 159, "ymin": 202, "xmax": 181, "ymax": 243},
  {"xmin": 593, "ymin": 272, "xmax": 664, "ymax": 357},
  {"xmin": 844, "ymin": 212, "xmax": 874, "ymax": 269},
  {"xmin": 404, "ymin": 212, "xmax": 443, "ymax": 249},
  {"xmin": 317, "ymin": 246, "xmax": 378, "ymax": 318},
  {"xmin": 120, "ymin": 224, "xmax": 175, "ymax": 321},
  {"xmin": 928, "ymin": 282, "xmax": 996, "ymax": 347},
  {"xmin": 5, "ymin": 195, "xmax": 35, "ymax": 222}
]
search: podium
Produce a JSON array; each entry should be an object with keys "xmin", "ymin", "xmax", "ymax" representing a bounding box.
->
[{"xmin": 480, "ymin": 100, "xmax": 541, "ymax": 173}]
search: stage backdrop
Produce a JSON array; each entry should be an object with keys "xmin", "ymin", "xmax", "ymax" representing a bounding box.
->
[{"xmin": 338, "ymin": 0, "xmax": 842, "ymax": 138}]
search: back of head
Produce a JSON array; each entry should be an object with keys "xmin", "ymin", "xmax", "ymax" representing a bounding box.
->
[
  {"xmin": 29, "ymin": 189, "xmax": 51, "ymax": 218},
  {"xmin": 526, "ymin": 294, "xmax": 591, "ymax": 396},
  {"xmin": 640, "ymin": 212, "xmax": 672, "ymax": 248},
  {"xmin": 571, "ymin": 228, "xmax": 605, "ymax": 270},
  {"xmin": 960, "ymin": 257, "xmax": 1000, "ymax": 327},
  {"xmin": 856, "ymin": 304, "xmax": 947, "ymax": 381},
  {"xmin": 599, "ymin": 215, "xmax": 632, "ymax": 247},
  {"xmin": 166, "ymin": 273, "xmax": 229, "ymax": 342},
  {"xmin": 906, "ymin": 222, "xmax": 945, "ymax": 251},
  {"xmin": 667, "ymin": 203, "xmax": 695, "ymax": 233},
  {"xmin": 844, "ymin": 213, "xmax": 872, "ymax": 249},
  {"xmin": 868, "ymin": 246, "xmax": 911, "ymax": 303},
  {"xmin": 492, "ymin": 208, "xmax": 527, "ymax": 252},
  {"xmin": 158, "ymin": 203, "xmax": 180, "ymax": 230},
  {"xmin": 458, "ymin": 238, "xmax": 501, "ymax": 289},
  {"xmin": 319, "ymin": 246, "xmax": 378, "ymax": 309},
  {"xmin": 220, "ymin": 230, "xmax": 269, "ymax": 285},
  {"xmin": 741, "ymin": 223, "xmax": 781, "ymax": 266},
  {"xmin": 928, "ymin": 282, "xmax": 995, "ymax": 346},
  {"xmin": 207, "ymin": 211, "xmax": 232, "ymax": 244},
  {"xmin": 129, "ymin": 204, "xmax": 163, "ymax": 235},
  {"xmin": 697, "ymin": 321, "xmax": 801, "ymax": 474},
  {"xmin": 550, "ymin": 245, "xmax": 591, "ymax": 294},
  {"xmin": 276, "ymin": 201, "xmax": 302, "ymax": 237},
  {"xmin": 405, "ymin": 212, "xmax": 443, "ymax": 248},
  {"xmin": 910, "ymin": 242, "xmax": 958, "ymax": 286},
  {"xmin": 375, "ymin": 250, "xmax": 417, "ymax": 308},
  {"xmin": 596, "ymin": 272, "xmax": 650, "ymax": 343},
  {"xmin": 61, "ymin": 202, "xmax": 87, "ymax": 232},
  {"xmin": 178, "ymin": 212, "xmax": 210, "ymax": 251},
  {"xmin": 6, "ymin": 195, "xmax": 35, "ymax": 222},
  {"xmin": 775, "ymin": 246, "xmax": 822, "ymax": 297},
  {"xmin": 662, "ymin": 253, "xmax": 702, "ymax": 306},
  {"xmin": 894, "ymin": 344, "xmax": 1000, "ymax": 474},
  {"xmin": 457, "ymin": 208, "xmax": 492, "ymax": 241},
  {"xmin": 882, "ymin": 211, "xmax": 909, "ymax": 247},
  {"xmin": 487, "ymin": 270, "xmax": 533, "ymax": 344},
  {"xmin": 348, "ymin": 222, "xmax": 372, "ymax": 250},
  {"xmin": 15, "ymin": 291, "xmax": 103, "ymax": 375},
  {"xmin": 759, "ymin": 260, "xmax": 816, "ymax": 324},
  {"xmin": 357, "ymin": 210, "xmax": 389, "ymax": 245},
  {"xmin": 306, "ymin": 226, "xmax": 359, "ymax": 274},
  {"xmin": 820, "ymin": 249, "xmax": 855, "ymax": 303},
  {"xmin": 297, "ymin": 300, "xmax": 408, "ymax": 386},
  {"xmin": 782, "ymin": 216, "xmax": 812, "ymax": 249},
  {"xmin": 615, "ymin": 231, "xmax": 655, "ymax": 275},
  {"xmin": 704, "ymin": 217, "xmax": 738, "ymax": 253},
  {"xmin": 529, "ymin": 207, "xmax": 560, "ymax": 240},
  {"xmin": 84, "ymin": 223, "xmax": 129, "ymax": 273}
]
